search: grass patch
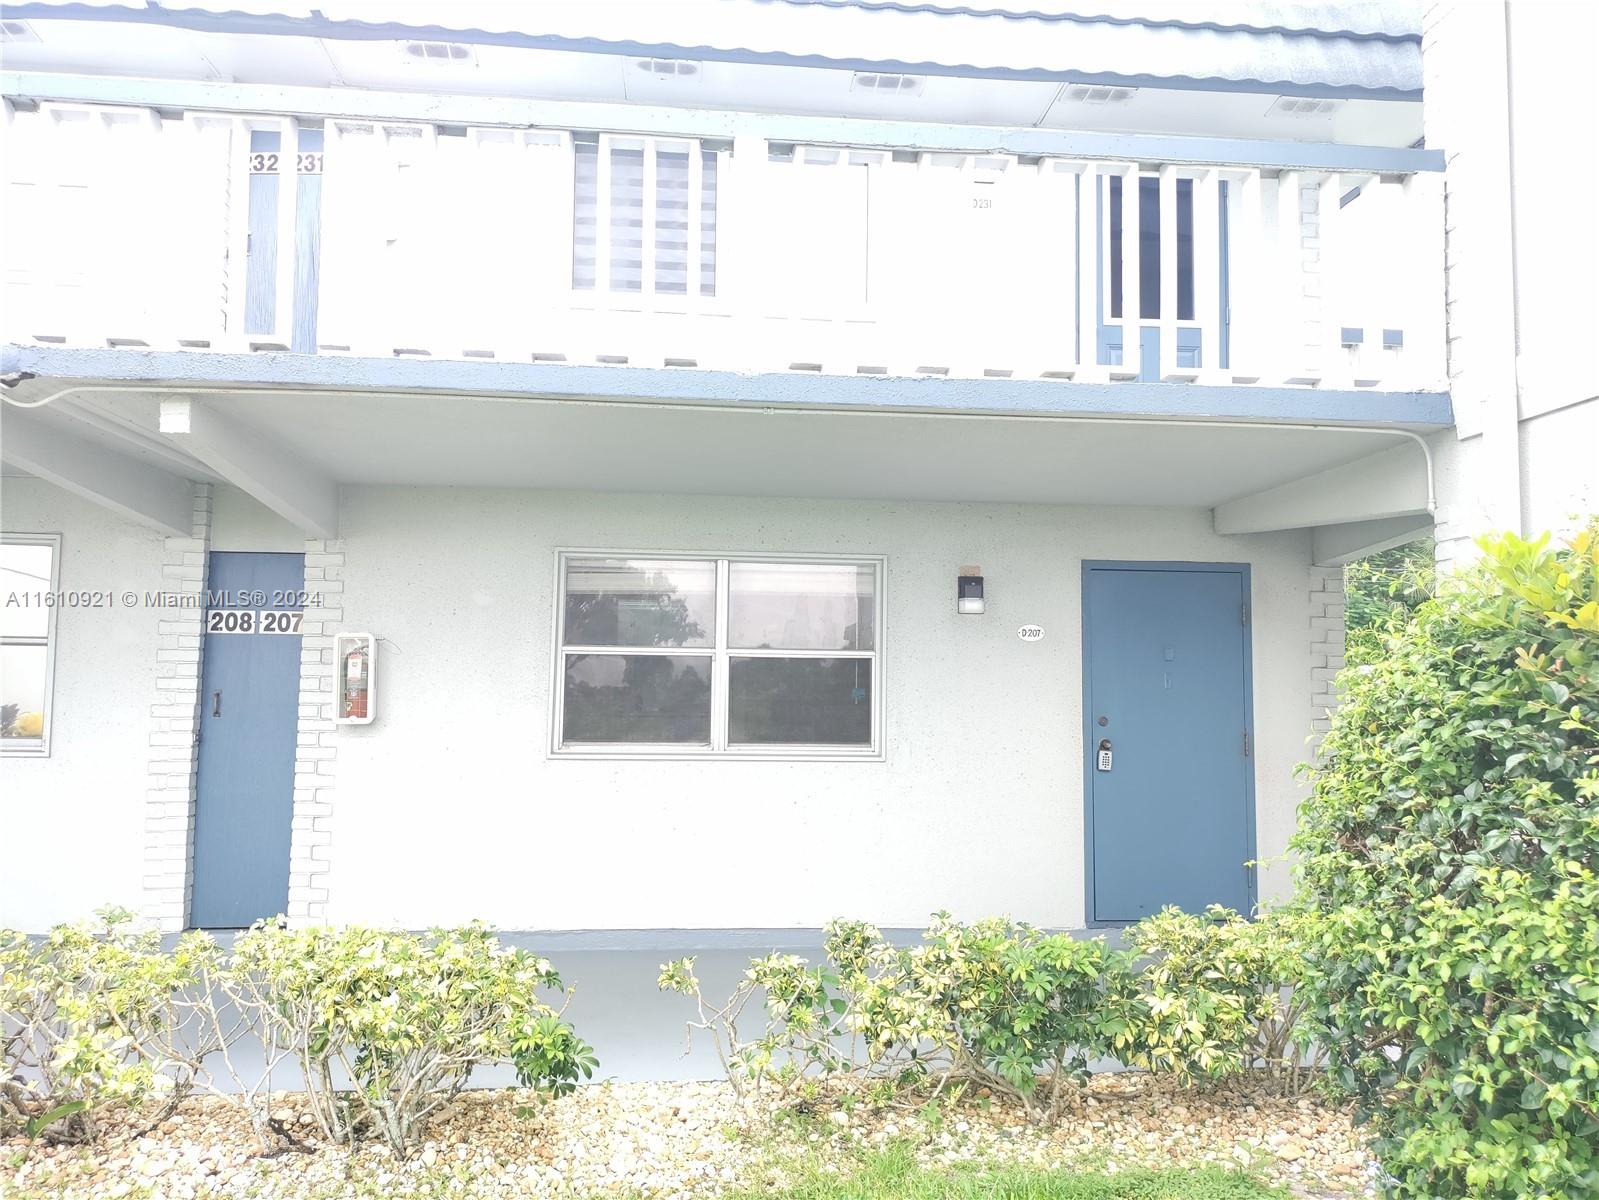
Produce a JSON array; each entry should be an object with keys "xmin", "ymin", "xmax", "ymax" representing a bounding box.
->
[{"xmin": 730, "ymin": 1145, "xmax": 1288, "ymax": 1199}]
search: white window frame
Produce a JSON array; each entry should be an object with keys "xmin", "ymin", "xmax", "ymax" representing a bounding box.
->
[
  {"xmin": 1, "ymin": 532, "xmax": 61, "ymax": 758},
  {"xmin": 550, "ymin": 549, "xmax": 886, "ymax": 761}
]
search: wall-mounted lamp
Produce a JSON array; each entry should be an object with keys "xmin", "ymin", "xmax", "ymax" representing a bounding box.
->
[{"xmin": 957, "ymin": 565, "xmax": 985, "ymax": 615}]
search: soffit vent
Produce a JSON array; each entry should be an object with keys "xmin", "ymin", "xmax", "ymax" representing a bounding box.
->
[
  {"xmin": 1269, "ymin": 96, "xmax": 1345, "ymax": 117},
  {"xmin": 852, "ymin": 72, "xmax": 924, "ymax": 95},
  {"xmin": 1062, "ymin": 84, "xmax": 1137, "ymax": 104},
  {"xmin": 400, "ymin": 40, "xmax": 475, "ymax": 66},
  {"xmin": 633, "ymin": 57, "xmax": 700, "ymax": 78},
  {"xmin": 0, "ymin": 19, "xmax": 40, "ymax": 42}
]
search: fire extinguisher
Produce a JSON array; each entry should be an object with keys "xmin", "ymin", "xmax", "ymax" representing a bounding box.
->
[{"xmin": 343, "ymin": 642, "xmax": 370, "ymax": 720}]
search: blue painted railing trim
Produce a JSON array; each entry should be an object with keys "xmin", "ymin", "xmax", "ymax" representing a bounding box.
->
[
  {"xmin": 1, "ymin": 71, "xmax": 1443, "ymax": 174},
  {"xmin": 2, "ymin": 344, "xmax": 1455, "ymax": 428},
  {"xmin": 3, "ymin": 4, "xmax": 1421, "ymax": 100}
]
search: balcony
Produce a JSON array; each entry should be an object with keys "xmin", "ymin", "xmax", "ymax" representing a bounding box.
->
[{"xmin": 2, "ymin": 102, "xmax": 1446, "ymax": 395}]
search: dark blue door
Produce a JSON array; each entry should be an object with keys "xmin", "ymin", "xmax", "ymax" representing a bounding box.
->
[
  {"xmin": 191, "ymin": 552, "xmax": 305, "ymax": 929},
  {"xmin": 1084, "ymin": 563, "xmax": 1254, "ymax": 923}
]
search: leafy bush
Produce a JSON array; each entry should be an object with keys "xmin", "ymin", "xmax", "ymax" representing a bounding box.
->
[
  {"xmin": 1112, "ymin": 906, "xmax": 1322, "ymax": 1090},
  {"xmin": 1293, "ymin": 528, "xmax": 1599, "ymax": 1199},
  {"xmin": 664, "ymin": 915, "xmax": 1130, "ymax": 1116},
  {"xmin": 871, "ymin": 915, "xmax": 1127, "ymax": 1113},
  {"xmin": 0, "ymin": 908, "xmax": 212, "ymax": 1142},
  {"xmin": 1, "ymin": 916, "xmax": 595, "ymax": 1156},
  {"xmin": 224, "ymin": 922, "xmax": 595, "ymax": 1155},
  {"xmin": 1343, "ymin": 538, "xmax": 1435, "ymax": 665},
  {"xmin": 659, "ymin": 949, "xmax": 861, "ymax": 1096}
]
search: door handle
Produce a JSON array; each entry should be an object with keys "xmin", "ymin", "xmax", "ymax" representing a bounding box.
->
[
  {"xmin": 212, "ymin": 690, "xmax": 222, "ymax": 718},
  {"xmin": 1096, "ymin": 738, "xmax": 1113, "ymax": 772}
]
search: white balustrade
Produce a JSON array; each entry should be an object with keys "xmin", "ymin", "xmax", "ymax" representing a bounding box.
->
[{"xmin": 0, "ymin": 101, "xmax": 1446, "ymax": 392}]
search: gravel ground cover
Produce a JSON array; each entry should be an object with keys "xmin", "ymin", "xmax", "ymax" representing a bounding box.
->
[{"xmin": 3, "ymin": 1074, "xmax": 1374, "ymax": 1200}]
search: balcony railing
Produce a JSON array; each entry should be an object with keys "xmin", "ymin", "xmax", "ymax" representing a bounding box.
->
[{"xmin": 2, "ymin": 102, "xmax": 1445, "ymax": 391}]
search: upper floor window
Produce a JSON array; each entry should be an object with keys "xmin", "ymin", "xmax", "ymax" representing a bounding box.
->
[
  {"xmin": 1109, "ymin": 173, "xmax": 1196, "ymax": 322},
  {"xmin": 2, "ymin": 534, "xmax": 60, "ymax": 756},
  {"xmin": 554, "ymin": 553, "xmax": 882, "ymax": 757},
  {"xmin": 572, "ymin": 135, "xmax": 721, "ymax": 298}
]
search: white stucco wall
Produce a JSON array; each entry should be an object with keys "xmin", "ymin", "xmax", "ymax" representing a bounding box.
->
[
  {"xmin": 0, "ymin": 478, "xmax": 166, "ymax": 930},
  {"xmin": 210, "ymin": 484, "xmax": 306, "ymax": 552},
  {"xmin": 0, "ymin": 479, "xmax": 1327, "ymax": 933},
  {"xmin": 1519, "ymin": 404, "xmax": 1599, "ymax": 543},
  {"xmin": 316, "ymin": 487, "xmax": 1317, "ymax": 931},
  {"xmin": 1425, "ymin": 0, "xmax": 1599, "ymax": 558}
]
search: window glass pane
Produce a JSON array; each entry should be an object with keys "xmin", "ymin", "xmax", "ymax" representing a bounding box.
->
[
  {"xmin": 609, "ymin": 143, "xmax": 644, "ymax": 292},
  {"xmin": 1, "ymin": 643, "xmax": 48, "ymax": 741},
  {"xmin": 728, "ymin": 562, "xmax": 875, "ymax": 650},
  {"xmin": 564, "ymin": 558, "xmax": 715, "ymax": 647},
  {"xmin": 1139, "ymin": 176, "xmax": 1159, "ymax": 320},
  {"xmin": 571, "ymin": 136, "xmax": 597, "ymax": 290},
  {"xmin": 563, "ymin": 654, "xmax": 710, "ymax": 743},
  {"xmin": 655, "ymin": 147, "xmax": 689, "ymax": 295},
  {"xmin": 700, "ymin": 148, "xmax": 718, "ymax": 297},
  {"xmin": 1108, "ymin": 174, "xmax": 1121, "ymax": 319},
  {"xmin": 1176, "ymin": 178, "xmax": 1194, "ymax": 321},
  {"xmin": 1, "ymin": 544, "xmax": 53, "ymax": 638},
  {"xmin": 728, "ymin": 657, "xmax": 872, "ymax": 746}
]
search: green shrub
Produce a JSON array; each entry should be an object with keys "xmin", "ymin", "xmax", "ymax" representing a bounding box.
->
[
  {"xmin": 1112, "ymin": 906, "xmax": 1322, "ymax": 1090},
  {"xmin": 2, "ymin": 916, "xmax": 595, "ymax": 1155},
  {"xmin": 226, "ymin": 922, "xmax": 595, "ymax": 1155},
  {"xmin": 0, "ymin": 909, "xmax": 212, "ymax": 1142},
  {"xmin": 1343, "ymin": 538, "xmax": 1436, "ymax": 666},
  {"xmin": 871, "ymin": 915, "xmax": 1128, "ymax": 1112},
  {"xmin": 663, "ymin": 915, "xmax": 1130, "ymax": 1115},
  {"xmin": 1292, "ymin": 528, "xmax": 1599, "ymax": 1199}
]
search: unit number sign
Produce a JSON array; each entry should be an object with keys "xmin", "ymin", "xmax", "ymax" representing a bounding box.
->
[
  {"xmin": 248, "ymin": 152, "xmax": 324, "ymax": 175},
  {"xmin": 206, "ymin": 609, "xmax": 304, "ymax": 635}
]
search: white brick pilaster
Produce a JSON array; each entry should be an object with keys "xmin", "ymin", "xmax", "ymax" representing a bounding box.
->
[
  {"xmin": 286, "ymin": 538, "xmax": 344, "ymax": 924},
  {"xmin": 1308, "ymin": 566, "xmax": 1346, "ymax": 745},
  {"xmin": 141, "ymin": 483, "xmax": 213, "ymax": 932}
]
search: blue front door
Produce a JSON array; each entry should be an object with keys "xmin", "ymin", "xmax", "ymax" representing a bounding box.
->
[
  {"xmin": 1084, "ymin": 563, "xmax": 1255, "ymax": 924},
  {"xmin": 191, "ymin": 552, "xmax": 305, "ymax": 929}
]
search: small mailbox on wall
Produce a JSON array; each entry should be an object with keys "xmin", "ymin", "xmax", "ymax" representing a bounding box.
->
[{"xmin": 335, "ymin": 633, "xmax": 377, "ymax": 726}]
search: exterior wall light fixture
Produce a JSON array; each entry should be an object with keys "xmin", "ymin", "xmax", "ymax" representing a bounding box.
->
[{"xmin": 958, "ymin": 565, "xmax": 985, "ymax": 615}]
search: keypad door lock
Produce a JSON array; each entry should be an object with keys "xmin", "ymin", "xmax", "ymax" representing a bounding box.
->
[{"xmin": 1096, "ymin": 738, "xmax": 1113, "ymax": 772}]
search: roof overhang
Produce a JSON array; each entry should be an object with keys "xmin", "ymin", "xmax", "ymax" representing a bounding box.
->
[
  {"xmin": 1, "ymin": 1, "xmax": 1426, "ymax": 147},
  {"xmin": 2, "ymin": 346, "xmax": 1446, "ymax": 542}
]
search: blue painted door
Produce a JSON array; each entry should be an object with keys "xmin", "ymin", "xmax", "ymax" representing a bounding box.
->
[
  {"xmin": 191, "ymin": 552, "xmax": 305, "ymax": 929},
  {"xmin": 1084, "ymin": 564, "xmax": 1254, "ymax": 923}
]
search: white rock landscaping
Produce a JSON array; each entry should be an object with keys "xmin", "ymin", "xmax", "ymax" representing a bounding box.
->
[{"xmin": 4, "ymin": 1074, "xmax": 1375, "ymax": 1199}]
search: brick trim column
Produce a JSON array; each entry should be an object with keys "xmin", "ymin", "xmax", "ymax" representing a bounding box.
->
[
  {"xmin": 1309, "ymin": 566, "xmax": 1346, "ymax": 745},
  {"xmin": 141, "ymin": 483, "xmax": 213, "ymax": 932},
  {"xmin": 286, "ymin": 538, "xmax": 344, "ymax": 924}
]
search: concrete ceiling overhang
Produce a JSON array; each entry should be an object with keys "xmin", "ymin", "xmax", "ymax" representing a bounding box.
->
[{"xmin": 2, "ymin": 372, "xmax": 1436, "ymax": 522}]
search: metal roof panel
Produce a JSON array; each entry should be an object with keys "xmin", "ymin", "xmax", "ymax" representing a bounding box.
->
[{"xmin": 4, "ymin": 0, "xmax": 1423, "ymax": 95}]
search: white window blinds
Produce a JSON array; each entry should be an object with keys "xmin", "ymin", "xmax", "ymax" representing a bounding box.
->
[{"xmin": 572, "ymin": 135, "xmax": 719, "ymax": 297}]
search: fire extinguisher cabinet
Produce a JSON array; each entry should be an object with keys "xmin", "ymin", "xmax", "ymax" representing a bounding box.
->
[{"xmin": 335, "ymin": 632, "xmax": 377, "ymax": 726}]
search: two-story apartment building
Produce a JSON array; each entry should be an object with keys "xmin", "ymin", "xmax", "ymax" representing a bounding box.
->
[{"xmin": 0, "ymin": 1, "xmax": 1578, "ymax": 971}]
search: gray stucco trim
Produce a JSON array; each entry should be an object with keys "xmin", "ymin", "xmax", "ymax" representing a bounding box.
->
[{"xmin": 2, "ymin": 345, "xmax": 1455, "ymax": 429}]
